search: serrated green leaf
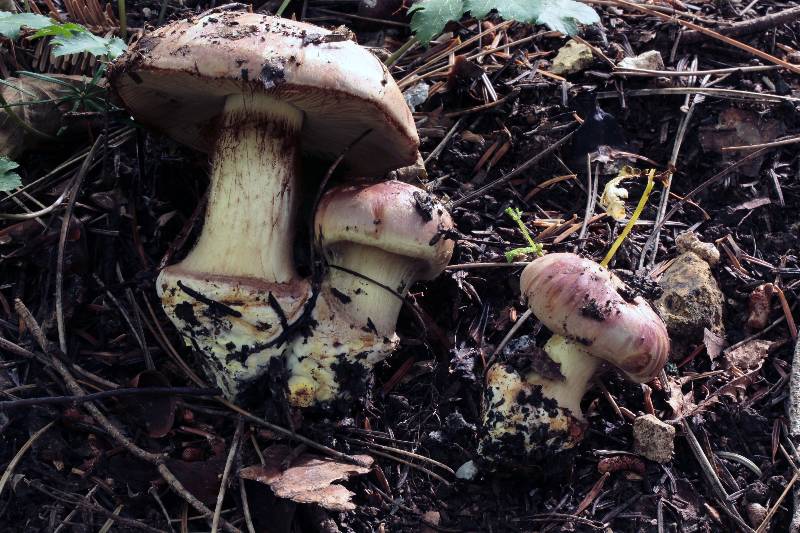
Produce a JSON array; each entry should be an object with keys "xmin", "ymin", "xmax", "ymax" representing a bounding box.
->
[
  {"xmin": 51, "ymin": 32, "xmax": 126, "ymax": 59},
  {"xmin": 0, "ymin": 157, "xmax": 22, "ymax": 192},
  {"xmin": 528, "ymin": 0, "xmax": 600, "ymax": 35},
  {"xmin": 31, "ymin": 22, "xmax": 87, "ymax": 39},
  {"xmin": 0, "ymin": 11, "xmax": 53, "ymax": 39},
  {"xmin": 409, "ymin": 0, "xmax": 464, "ymax": 45},
  {"xmin": 466, "ymin": 0, "xmax": 599, "ymax": 35},
  {"xmin": 409, "ymin": 0, "xmax": 599, "ymax": 46}
]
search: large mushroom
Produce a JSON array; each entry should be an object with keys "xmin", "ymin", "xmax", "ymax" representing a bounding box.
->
[
  {"xmin": 286, "ymin": 180, "xmax": 454, "ymax": 407},
  {"xmin": 479, "ymin": 253, "xmax": 669, "ymax": 465},
  {"xmin": 110, "ymin": 10, "xmax": 418, "ymax": 398}
]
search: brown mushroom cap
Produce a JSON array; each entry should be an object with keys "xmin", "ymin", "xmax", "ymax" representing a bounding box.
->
[
  {"xmin": 520, "ymin": 253, "xmax": 669, "ymax": 382},
  {"xmin": 110, "ymin": 11, "xmax": 418, "ymax": 176},
  {"xmin": 315, "ymin": 180, "xmax": 454, "ymax": 279}
]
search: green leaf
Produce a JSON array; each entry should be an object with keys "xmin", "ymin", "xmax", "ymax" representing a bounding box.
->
[
  {"xmin": 409, "ymin": 0, "xmax": 465, "ymax": 45},
  {"xmin": 409, "ymin": 0, "xmax": 599, "ymax": 45},
  {"xmin": 51, "ymin": 32, "xmax": 126, "ymax": 59},
  {"xmin": 0, "ymin": 157, "xmax": 22, "ymax": 192},
  {"xmin": 31, "ymin": 22, "xmax": 87, "ymax": 39},
  {"xmin": 0, "ymin": 11, "xmax": 53, "ymax": 39},
  {"xmin": 465, "ymin": 0, "xmax": 599, "ymax": 35}
]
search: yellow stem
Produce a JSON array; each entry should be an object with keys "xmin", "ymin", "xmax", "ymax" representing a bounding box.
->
[{"xmin": 601, "ymin": 168, "xmax": 656, "ymax": 268}]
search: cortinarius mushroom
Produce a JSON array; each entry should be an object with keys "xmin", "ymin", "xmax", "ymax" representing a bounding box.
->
[
  {"xmin": 479, "ymin": 253, "xmax": 669, "ymax": 465},
  {"xmin": 110, "ymin": 10, "xmax": 418, "ymax": 398},
  {"xmin": 286, "ymin": 180, "xmax": 454, "ymax": 407}
]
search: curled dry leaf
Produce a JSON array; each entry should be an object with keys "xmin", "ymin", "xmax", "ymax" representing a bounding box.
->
[
  {"xmin": 703, "ymin": 328, "xmax": 727, "ymax": 360},
  {"xmin": 240, "ymin": 445, "xmax": 373, "ymax": 511},
  {"xmin": 724, "ymin": 339, "xmax": 777, "ymax": 371},
  {"xmin": 665, "ymin": 375, "xmax": 700, "ymax": 420}
]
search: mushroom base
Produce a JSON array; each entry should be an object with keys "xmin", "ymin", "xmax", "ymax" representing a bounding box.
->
[
  {"xmin": 158, "ymin": 268, "xmax": 312, "ymax": 398},
  {"xmin": 284, "ymin": 289, "xmax": 399, "ymax": 408},
  {"xmin": 478, "ymin": 336, "xmax": 599, "ymax": 467}
]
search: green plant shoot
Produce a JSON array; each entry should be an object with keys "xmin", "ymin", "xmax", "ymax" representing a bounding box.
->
[{"xmin": 504, "ymin": 206, "xmax": 544, "ymax": 262}]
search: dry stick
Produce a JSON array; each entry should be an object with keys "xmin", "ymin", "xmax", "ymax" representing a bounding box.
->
[
  {"xmin": 450, "ymin": 131, "xmax": 576, "ymax": 209},
  {"xmin": 722, "ymin": 134, "xmax": 800, "ymax": 152},
  {"xmin": 219, "ymin": 399, "xmax": 371, "ymax": 468},
  {"xmin": 212, "ymin": 418, "xmax": 243, "ymax": 533},
  {"xmin": 484, "ymin": 308, "xmax": 533, "ymax": 373},
  {"xmin": 24, "ymin": 478, "xmax": 167, "ymax": 533},
  {"xmin": 756, "ymin": 471, "xmax": 800, "ymax": 533},
  {"xmin": 596, "ymin": 86, "xmax": 798, "ymax": 103},
  {"xmin": 12, "ymin": 299, "xmax": 242, "ymax": 533},
  {"xmin": 651, "ymin": 148, "xmax": 769, "ymax": 237},
  {"xmin": 361, "ymin": 448, "xmax": 450, "ymax": 485},
  {"xmin": 342, "ymin": 436, "xmax": 454, "ymax": 475},
  {"xmin": 681, "ymin": 5, "xmax": 800, "ymax": 44},
  {"xmin": 445, "ymin": 261, "xmax": 530, "ymax": 270},
  {"xmin": 681, "ymin": 420, "xmax": 755, "ymax": 533},
  {"xmin": 0, "ymin": 386, "xmax": 220, "ymax": 411},
  {"xmin": 607, "ymin": 0, "xmax": 800, "ymax": 75},
  {"xmin": 639, "ymin": 68, "xmax": 702, "ymax": 270},
  {"xmin": 56, "ymin": 134, "xmax": 104, "ymax": 354},
  {"xmin": 612, "ymin": 65, "xmax": 779, "ymax": 77},
  {"xmin": 0, "ymin": 420, "xmax": 54, "ymax": 498}
]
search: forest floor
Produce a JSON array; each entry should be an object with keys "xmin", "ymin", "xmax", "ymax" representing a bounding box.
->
[{"xmin": 2, "ymin": 0, "xmax": 800, "ymax": 531}]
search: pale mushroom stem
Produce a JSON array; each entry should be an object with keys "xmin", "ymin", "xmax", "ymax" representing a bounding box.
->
[
  {"xmin": 324, "ymin": 244, "xmax": 422, "ymax": 336},
  {"xmin": 530, "ymin": 335, "xmax": 601, "ymax": 419},
  {"xmin": 179, "ymin": 92, "xmax": 302, "ymax": 283}
]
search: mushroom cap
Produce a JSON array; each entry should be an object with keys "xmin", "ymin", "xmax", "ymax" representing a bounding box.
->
[
  {"xmin": 110, "ymin": 11, "xmax": 418, "ymax": 177},
  {"xmin": 520, "ymin": 253, "xmax": 669, "ymax": 382},
  {"xmin": 315, "ymin": 180, "xmax": 454, "ymax": 279}
]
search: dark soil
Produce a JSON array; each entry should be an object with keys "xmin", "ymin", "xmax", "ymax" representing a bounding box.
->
[{"xmin": 2, "ymin": 0, "xmax": 800, "ymax": 532}]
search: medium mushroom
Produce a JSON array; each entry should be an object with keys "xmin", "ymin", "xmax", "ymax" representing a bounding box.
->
[
  {"xmin": 110, "ymin": 10, "xmax": 418, "ymax": 398},
  {"xmin": 286, "ymin": 180, "xmax": 454, "ymax": 407},
  {"xmin": 479, "ymin": 253, "xmax": 669, "ymax": 465}
]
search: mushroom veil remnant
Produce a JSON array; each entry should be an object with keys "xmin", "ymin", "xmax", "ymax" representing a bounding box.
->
[
  {"xmin": 479, "ymin": 253, "xmax": 669, "ymax": 465},
  {"xmin": 110, "ymin": 10, "xmax": 418, "ymax": 399}
]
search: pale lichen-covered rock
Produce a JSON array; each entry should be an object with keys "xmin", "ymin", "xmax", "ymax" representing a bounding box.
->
[
  {"xmin": 551, "ymin": 40, "xmax": 594, "ymax": 75},
  {"xmin": 633, "ymin": 414, "xmax": 675, "ymax": 463},
  {"xmin": 656, "ymin": 252, "xmax": 725, "ymax": 357},
  {"xmin": 675, "ymin": 231, "xmax": 720, "ymax": 267},
  {"xmin": 618, "ymin": 50, "xmax": 664, "ymax": 71}
]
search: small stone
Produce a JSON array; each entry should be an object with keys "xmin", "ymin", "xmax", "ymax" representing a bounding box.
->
[
  {"xmin": 746, "ymin": 502, "xmax": 767, "ymax": 527},
  {"xmin": 421, "ymin": 511, "xmax": 441, "ymax": 533},
  {"xmin": 455, "ymin": 460, "xmax": 479, "ymax": 480},
  {"xmin": 632, "ymin": 414, "xmax": 675, "ymax": 463},
  {"xmin": 656, "ymin": 252, "xmax": 725, "ymax": 357},
  {"xmin": 403, "ymin": 82, "xmax": 429, "ymax": 110},
  {"xmin": 675, "ymin": 231, "xmax": 720, "ymax": 267},
  {"xmin": 618, "ymin": 50, "xmax": 664, "ymax": 71},
  {"xmin": 550, "ymin": 40, "xmax": 594, "ymax": 75}
]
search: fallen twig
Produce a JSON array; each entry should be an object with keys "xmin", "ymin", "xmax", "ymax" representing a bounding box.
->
[{"xmin": 0, "ymin": 386, "xmax": 221, "ymax": 411}]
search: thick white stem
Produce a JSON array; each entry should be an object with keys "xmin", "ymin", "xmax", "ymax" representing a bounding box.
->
[
  {"xmin": 528, "ymin": 335, "xmax": 600, "ymax": 419},
  {"xmin": 179, "ymin": 92, "xmax": 302, "ymax": 283},
  {"xmin": 324, "ymin": 244, "xmax": 421, "ymax": 336}
]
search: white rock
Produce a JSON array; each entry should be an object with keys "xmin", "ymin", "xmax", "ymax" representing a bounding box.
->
[
  {"xmin": 618, "ymin": 50, "xmax": 664, "ymax": 71},
  {"xmin": 633, "ymin": 414, "xmax": 675, "ymax": 463},
  {"xmin": 455, "ymin": 460, "xmax": 479, "ymax": 480}
]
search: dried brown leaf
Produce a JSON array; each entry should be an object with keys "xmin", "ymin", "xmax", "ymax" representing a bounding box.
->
[
  {"xmin": 239, "ymin": 445, "xmax": 373, "ymax": 511},
  {"xmin": 665, "ymin": 375, "xmax": 699, "ymax": 419},
  {"xmin": 724, "ymin": 339, "xmax": 776, "ymax": 370},
  {"xmin": 703, "ymin": 328, "xmax": 727, "ymax": 360}
]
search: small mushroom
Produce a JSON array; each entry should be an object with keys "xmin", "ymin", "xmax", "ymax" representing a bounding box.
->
[
  {"xmin": 479, "ymin": 253, "xmax": 669, "ymax": 465},
  {"xmin": 110, "ymin": 11, "xmax": 418, "ymax": 398},
  {"xmin": 285, "ymin": 181, "xmax": 453, "ymax": 407}
]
